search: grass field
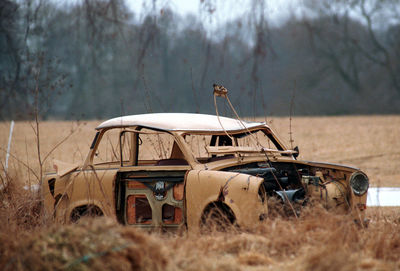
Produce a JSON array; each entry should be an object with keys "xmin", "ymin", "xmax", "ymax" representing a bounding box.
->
[
  {"xmin": 1, "ymin": 115, "xmax": 399, "ymax": 186},
  {"xmin": 0, "ymin": 116, "xmax": 399, "ymax": 270}
]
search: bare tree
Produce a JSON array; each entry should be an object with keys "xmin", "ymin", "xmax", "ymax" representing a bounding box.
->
[{"xmin": 303, "ymin": 0, "xmax": 400, "ymax": 93}]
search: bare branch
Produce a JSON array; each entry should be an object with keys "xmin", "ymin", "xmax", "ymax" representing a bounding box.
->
[
  {"xmin": 42, "ymin": 127, "xmax": 79, "ymax": 164},
  {"xmin": 0, "ymin": 147, "xmax": 40, "ymax": 181}
]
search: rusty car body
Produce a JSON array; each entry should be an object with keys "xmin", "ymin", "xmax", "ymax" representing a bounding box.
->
[{"xmin": 41, "ymin": 113, "xmax": 369, "ymax": 230}]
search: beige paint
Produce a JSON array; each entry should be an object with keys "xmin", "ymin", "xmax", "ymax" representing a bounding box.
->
[
  {"xmin": 43, "ymin": 167, "xmax": 117, "ymax": 223},
  {"xmin": 185, "ymin": 170, "xmax": 266, "ymax": 231},
  {"xmin": 42, "ymin": 113, "xmax": 369, "ymax": 229},
  {"xmin": 95, "ymin": 113, "xmax": 265, "ymax": 132}
]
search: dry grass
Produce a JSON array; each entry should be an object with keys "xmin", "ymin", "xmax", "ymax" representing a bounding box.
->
[
  {"xmin": 0, "ymin": 217, "xmax": 168, "ymax": 271},
  {"xmin": 1, "ymin": 205, "xmax": 399, "ymax": 270},
  {"xmin": 0, "ymin": 116, "xmax": 400, "ymax": 270},
  {"xmin": 1, "ymin": 115, "xmax": 399, "ymax": 186},
  {"xmin": 265, "ymin": 115, "xmax": 400, "ymax": 187}
]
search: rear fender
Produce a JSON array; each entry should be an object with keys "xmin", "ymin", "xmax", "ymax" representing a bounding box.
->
[
  {"xmin": 48, "ymin": 168, "xmax": 117, "ymax": 223},
  {"xmin": 63, "ymin": 199, "xmax": 107, "ymax": 223}
]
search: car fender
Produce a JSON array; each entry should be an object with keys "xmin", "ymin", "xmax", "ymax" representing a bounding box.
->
[
  {"xmin": 63, "ymin": 198, "xmax": 110, "ymax": 223},
  {"xmin": 185, "ymin": 169, "xmax": 266, "ymax": 231},
  {"xmin": 46, "ymin": 168, "xmax": 118, "ymax": 223}
]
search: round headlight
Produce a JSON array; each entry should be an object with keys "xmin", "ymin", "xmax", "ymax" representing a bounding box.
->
[{"xmin": 349, "ymin": 172, "xmax": 369, "ymax": 196}]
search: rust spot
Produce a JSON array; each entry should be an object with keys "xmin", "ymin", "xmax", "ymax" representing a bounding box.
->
[
  {"xmin": 173, "ymin": 183, "xmax": 184, "ymax": 200},
  {"xmin": 218, "ymin": 187, "xmax": 225, "ymax": 202},
  {"xmin": 163, "ymin": 205, "xmax": 183, "ymax": 224},
  {"xmin": 219, "ymin": 173, "xmax": 239, "ymax": 202},
  {"xmin": 223, "ymin": 186, "xmax": 229, "ymax": 196},
  {"xmin": 127, "ymin": 181, "xmax": 147, "ymax": 189}
]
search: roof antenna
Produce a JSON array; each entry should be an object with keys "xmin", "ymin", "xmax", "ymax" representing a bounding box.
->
[
  {"xmin": 213, "ymin": 84, "xmax": 228, "ymax": 98},
  {"xmin": 213, "ymin": 84, "xmax": 299, "ymax": 219},
  {"xmin": 213, "ymin": 84, "xmax": 242, "ymax": 122},
  {"xmin": 213, "ymin": 84, "xmax": 235, "ymax": 144},
  {"xmin": 213, "ymin": 84, "xmax": 258, "ymax": 147}
]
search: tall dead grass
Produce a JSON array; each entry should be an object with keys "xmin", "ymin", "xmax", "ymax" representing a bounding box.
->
[
  {"xmin": 1, "ymin": 197, "xmax": 399, "ymax": 270},
  {"xmin": 1, "ymin": 116, "xmax": 399, "ymax": 187},
  {"xmin": 0, "ymin": 116, "xmax": 399, "ymax": 270},
  {"xmin": 166, "ymin": 207, "xmax": 400, "ymax": 271},
  {"xmin": 0, "ymin": 217, "xmax": 168, "ymax": 271}
]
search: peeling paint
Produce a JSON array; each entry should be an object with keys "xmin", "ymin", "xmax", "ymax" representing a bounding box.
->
[{"xmin": 246, "ymin": 175, "xmax": 251, "ymax": 191}]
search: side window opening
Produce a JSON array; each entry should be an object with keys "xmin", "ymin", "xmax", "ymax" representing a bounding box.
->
[
  {"xmin": 93, "ymin": 129, "xmax": 135, "ymax": 166},
  {"xmin": 117, "ymin": 128, "xmax": 189, "ymax": 167},
  {"xmin": 135, "ymin": 128, "xmax": 188, "ymax": 166},
  {"xmin": 93, "ymin": 129, "xmax": 122, "ymax": 165},
  {"xmin": 95, "ymin": 128, "xmax": 189, "ymax": 167}
]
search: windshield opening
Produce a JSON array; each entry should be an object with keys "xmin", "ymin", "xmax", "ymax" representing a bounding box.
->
[{"xmin": 183, "ymin": 128, "xmax": 285, "ymax": 163}]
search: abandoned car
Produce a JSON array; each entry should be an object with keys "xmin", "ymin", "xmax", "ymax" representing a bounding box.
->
[{"xmin": 42, "ymin": 113, "xmax": 369, "ymax": 230}]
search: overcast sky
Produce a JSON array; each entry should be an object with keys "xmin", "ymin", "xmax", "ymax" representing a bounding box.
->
[
  {"xmin": 125, "ymin": 0, "xmax": 304, "ymax": 27},
  {"xmin": 56, "ymin": 0, "xmax": 305, "ymax": 29}
]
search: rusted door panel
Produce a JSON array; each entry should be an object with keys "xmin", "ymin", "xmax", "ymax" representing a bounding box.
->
[{"xmin": 119, "ymin": 170, "xmax": 186, "ymax": 229}]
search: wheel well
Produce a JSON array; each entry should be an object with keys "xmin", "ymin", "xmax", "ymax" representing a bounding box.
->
[
  {"xmin": 201, "ymin": 201, "xmax": 236, "ymax": 225},
  {"xmin": 70, "ymin": 205, "xmax": 103, "ymax": 223}
]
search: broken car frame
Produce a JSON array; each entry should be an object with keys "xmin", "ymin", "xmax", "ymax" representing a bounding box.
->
[{"xmin": 42, "ymin": 86, "xmax": 369, "ymax": 230}]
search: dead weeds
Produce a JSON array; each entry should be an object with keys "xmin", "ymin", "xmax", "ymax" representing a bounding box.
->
[
  {"xmin": 0, "ymin": 117, "xmax": 399, "ymax": 270},
  {"xmin": 0, "ymin": 180, "xmax": 399, "ymax": 271}
]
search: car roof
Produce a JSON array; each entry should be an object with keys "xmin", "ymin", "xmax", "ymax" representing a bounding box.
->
[{"xmin": 96, "ymin": 113, "xmax": 267, "ymax": 132}]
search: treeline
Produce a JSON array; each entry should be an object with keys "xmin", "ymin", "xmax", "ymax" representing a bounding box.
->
[{"xmin": 1, "ymin": 0, "xmax": 400, "ymax": 120}]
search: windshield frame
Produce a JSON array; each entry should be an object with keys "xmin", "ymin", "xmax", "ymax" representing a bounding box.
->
[{"xmin": 181, "ymin": 127, "xmax": 289, "ymax": 163}]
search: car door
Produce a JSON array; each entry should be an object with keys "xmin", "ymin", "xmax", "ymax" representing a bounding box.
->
[{"xmin": 115, "ymin": 128, "xmax": 189, "ymax": 230}]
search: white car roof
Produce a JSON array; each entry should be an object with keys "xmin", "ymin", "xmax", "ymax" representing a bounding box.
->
[{"xmin": 96, "ymin": 113, "xmax": 267, "ymax": 132}]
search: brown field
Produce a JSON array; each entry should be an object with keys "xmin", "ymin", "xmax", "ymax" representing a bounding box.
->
[
  {"xmin": 1, "ymin": 115, "xmax": 399, "ymax": 186},
  {"xmin": 1, "ymin": 116, "xmax": 400, "ymax": 270}
]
